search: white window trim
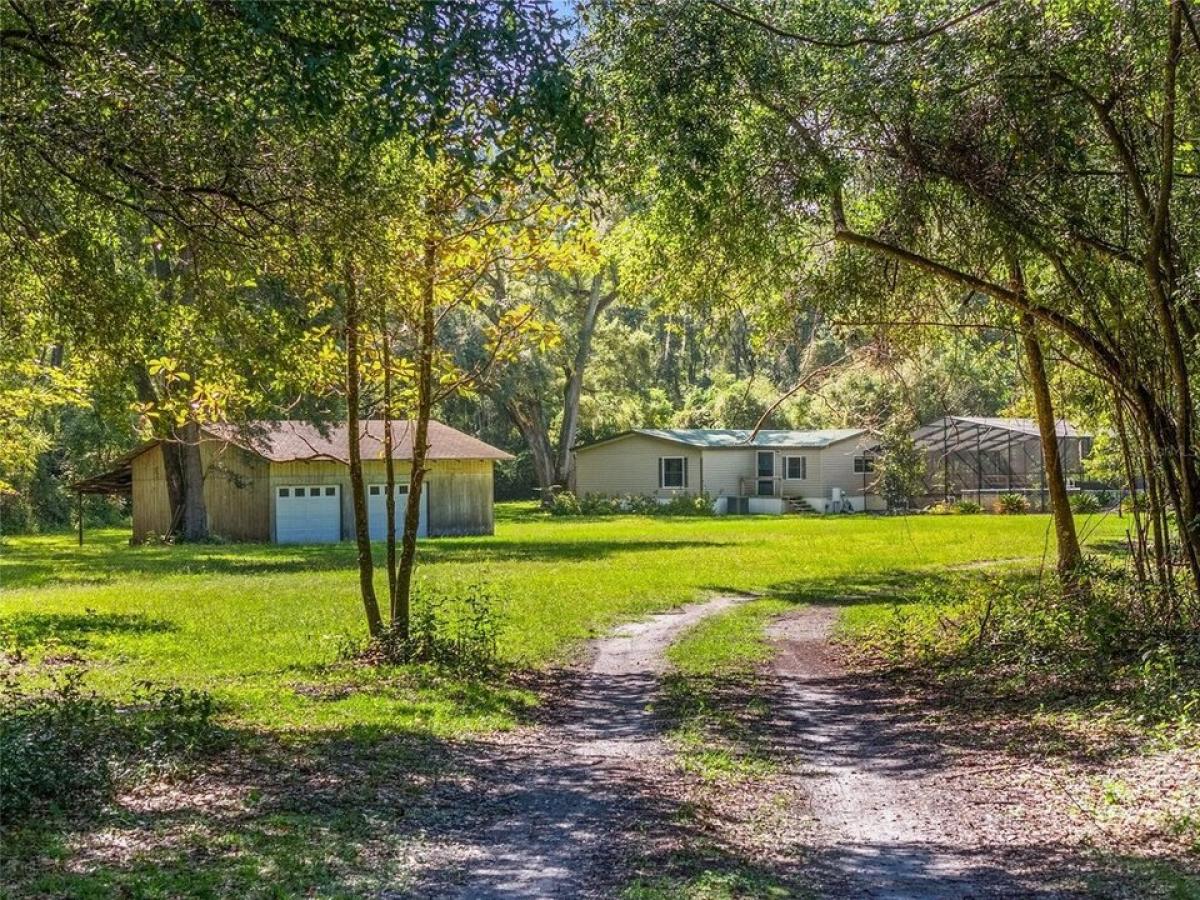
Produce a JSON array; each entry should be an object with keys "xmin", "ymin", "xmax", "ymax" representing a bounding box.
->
[
  {"xmin": 783, "ymin": 455, "xmax": 807, "ymax": 481},
  {"xmin": 659, "ymin": 456, "xmax": 688, "ymax": 489}
]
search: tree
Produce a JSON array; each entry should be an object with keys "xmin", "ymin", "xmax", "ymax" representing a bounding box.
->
[
  {"xmin": 590, "ymin": 0, "xmax": 1199, "ymax": 594},
  {"xmin": 874, "ymin": 419, "xmax": 925, "ymax": 512}
]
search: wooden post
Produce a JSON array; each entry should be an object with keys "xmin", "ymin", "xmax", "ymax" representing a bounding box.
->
[{"xmin": 77, "ymin": 491, "xmax": 83, "ymax": 546}]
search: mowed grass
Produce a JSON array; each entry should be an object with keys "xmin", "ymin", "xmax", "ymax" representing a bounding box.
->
[{"xmin": 1, "ymin": 504, "xmax": 1128, "ymax": 738}]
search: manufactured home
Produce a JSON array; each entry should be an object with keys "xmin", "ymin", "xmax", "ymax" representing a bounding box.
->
[
  {"xmin": 572, "ymin": 428, "xmax": 884, "ymax": 514},
  {"xmin": 77, "ymin": 420, "xmax": 512, "ymax": 543}
]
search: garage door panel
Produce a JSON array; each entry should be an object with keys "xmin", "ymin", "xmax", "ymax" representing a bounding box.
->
[
  {"xmin": 275, "ymin": 484, "xmax": 342, "ymax": 544},
  {"xmin": 368, "ymin": 483, "xmax": 428, "ymax": 540}
]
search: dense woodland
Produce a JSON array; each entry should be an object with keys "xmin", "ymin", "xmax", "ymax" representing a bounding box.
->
[{"xmin": 3, "ymin": 0, "xmax": 1199, "ymax": 611}]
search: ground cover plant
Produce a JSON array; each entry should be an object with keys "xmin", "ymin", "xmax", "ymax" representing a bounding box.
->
[
  {"xmin": 0, "ymin": 506, "xmax": 1129, "ymax": 895},
  {"xmin": 834, "ymin": 563, "xmax": 1200, "ymax": 891}
]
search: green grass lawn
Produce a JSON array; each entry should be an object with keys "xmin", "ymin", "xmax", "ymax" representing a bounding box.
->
[
  {"xmin": 0, "ymin": 505, "xmax": 1139, "ymax": 897},
  {"xmin": 1, "ymin": 504, "xmax": 1128, "ymax": 738}
]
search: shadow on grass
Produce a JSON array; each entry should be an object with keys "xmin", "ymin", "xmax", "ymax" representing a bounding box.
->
[
  {"xmin": 0, "ymin": 611, "xmax": 177, "ymax": 649},
  {"xmin": 0, "ymin": 722, "xmax": 462, "ymax": 898},
  {"xmin": 1, "ymin": 536, "xmax": 726, "ymax": 590}
]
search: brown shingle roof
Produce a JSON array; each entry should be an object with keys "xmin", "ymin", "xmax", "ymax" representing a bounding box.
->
[{"xmin": 204, "ymin": 420, "xmax": 513, "ymax": 463}]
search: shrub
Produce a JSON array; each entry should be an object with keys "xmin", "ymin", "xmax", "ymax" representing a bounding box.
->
[
  {"xmin": 997, "ymin": 493, "xmax": 1029, "ymax": 515},
  {"xmin": 1093, "ymin": 489, "xmax": 1117, "ymax": 510},
  {"xmin": 0, "ymin": 669, "xmax": 220, "ymax": 823},
  {"xmin": 350, "ymin": 580, "xmax": 504, "ymax": 674},
  {"xmin": 926, "ymin": 501, "xmax": 957, "ymax": 515},
  {"xmin": 546, "ymin": 491, "xmax": 714, "ymax": 517},
  {"xmin": 1070, "ymin": 492, "xmax": 1102, "ymax": 515},
  {"xmin": 853, "ymin": 565, "xmax": 1200, "ymax": 730},
  {"xmin": 1122, "ymin": 492, "xmax": 1149, "ymax": 515},
  {"xmin": 548, "ymin": 491, "xmax": 582, "ymax": 516},
  {"xmin": 955, "ymin": 500, "xmax": 982, "ymax": 515},
  {"xmin": 657, "ymin": 493, "xmax": 716, "ymax": 516}
]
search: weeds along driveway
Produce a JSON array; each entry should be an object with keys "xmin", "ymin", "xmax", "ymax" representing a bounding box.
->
[{"xmin": 763, "ymin": 605, "xmax": 1191, "ymax": 899}]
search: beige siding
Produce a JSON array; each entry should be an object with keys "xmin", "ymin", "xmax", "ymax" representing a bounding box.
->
[
  {"xmin": 424, "ymin": 459, "xmax": 494, "ymax": 535},
  {"xmin": 266, "ymin": 458, "xmax": 495, "ymax": 539},
  {"xmin": 811, "ymin": 438, "xmax": 886, "ymax": 510},
  {"xmin": 574, "ymin": 435, "xmax": 702, "ymax": 499},
  {"xmin": 778, "ymin": 449, "xmax": 821, "ymax": 500},
  {"xmin": 699, "ymin": 448, "xmax": 754, "ymax": 496},
  {"xmin": 203, "ymin": 443, "xmax": 271, "ymax": 540}
]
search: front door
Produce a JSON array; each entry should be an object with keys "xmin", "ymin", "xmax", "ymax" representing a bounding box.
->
[{"xmin": 756, "ymin": 451, "xmax": 775, "ymax": 496}]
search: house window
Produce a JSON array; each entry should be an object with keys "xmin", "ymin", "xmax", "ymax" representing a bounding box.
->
[
  {"xmin": 325, "ymin": 487, "xmax": 336, "ymax": 497},
  {"xmin": 295, "ymin": 487, "xmax": 306, "ymax": 497},
  {"xmin": 278, "ymin": 488, "xmax": 289, "ymax": 497},
  {"xmin": 853, "ymin": 456, "xmax": 876, "ymax": 474},
  {"xmin": 369, "ymin": 485, "xmax": 380, "ymax": 496},
  {"xmin": 785, "ymin": 456, "xmax": 807, "ymax": 480},
  {"xmin": 659, "ymin": 456, "xmax": 687, "ymax": 489}
]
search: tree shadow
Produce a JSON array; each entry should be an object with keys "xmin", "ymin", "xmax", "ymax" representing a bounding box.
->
[
  {"xmin": 1, "ymin": 536, "xmax": 726, "ymax": 590},
  {"xmin": 1, "ymin": 610, "xmax": 177, "ymax": 649}
]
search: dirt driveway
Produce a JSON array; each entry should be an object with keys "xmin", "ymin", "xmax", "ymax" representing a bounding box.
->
[
  {"xmin": 414, "ymin": 601, "xmax": 1181, "ymax": 898},
  {"xmin": 419, "ymin": 594, "xmax": 746, "ymax": 898},
  {"xmin": 766, "ymin": 605, "xmax": 1152, "ymax": 899}
]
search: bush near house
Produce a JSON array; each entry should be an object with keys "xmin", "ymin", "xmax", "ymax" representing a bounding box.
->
[
  {"xmin": 549, "ymin": 491, "xmax": 714, "ymax": 517},
  {"xmin": 1070, "ymin": 493, "xmax": 1102, "ymax": 515},
  {"xmin": 997, "ymin": 493, "xmax": 1029, "ymax": 515}
]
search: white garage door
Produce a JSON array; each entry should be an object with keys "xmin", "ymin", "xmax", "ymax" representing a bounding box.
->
[
  {"xmin": 368, "ymin": 483, "xmax": 428, "ymax": 540},
  {"xmin": 275, "ymin": 484, "xmax": 342, "ymax": 544}
]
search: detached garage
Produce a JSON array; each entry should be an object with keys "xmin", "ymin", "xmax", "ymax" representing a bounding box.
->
[{"xmin": 90, "ymin": 420, "xmax": 510, "ymax": 544}]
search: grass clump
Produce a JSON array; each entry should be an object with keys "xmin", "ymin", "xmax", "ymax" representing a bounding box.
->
[
  {"xmin": 342, "ymin": 580, "xmax": 504, "ymax": 675},
  {"xmin": 662, "ymin": 598, "xmax": 791, "ymax": 782},
  {"xmin": 998, "ymin": 493, "xmax": 1029, "ymax": 514}
]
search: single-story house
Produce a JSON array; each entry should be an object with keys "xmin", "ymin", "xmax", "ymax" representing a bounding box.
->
[
  {"xmin": 572, "ymin": 428, "xmax": 885, "ymax": 514},
  {"xmin": 911, "ymin": 416, "xmax": 1093, "ymax": 510},
  {"xmin": 77, "ymin": 420, "xmax": 512, "ymax": 544}
]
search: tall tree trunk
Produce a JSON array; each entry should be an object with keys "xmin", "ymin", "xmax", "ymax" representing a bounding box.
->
[
  {"xmin": 1114, "ymin": 394, "xmax": 1149, "ymax": 585},
  {"xmin": 507, "ymin": 397, "xmax": 557, "ymax": 503},
  {"xmin": 1019, "ymin": 310, "xmax": 1083, "ymax": 580},
  {"xmin": 382, "ymin": 322, "xmax": 399, "ymax": 620},
  {"xmin": 177, "ymin": 420, "xmax": 208, "ymax": 541},
  {"xmin": 394, "ymin": 236, "xmax": 436, "ymax": 640},
  {"xmin": 133, "ymin": 363, "xmax": 195, "ymax": 539},
  {"xmin": 554, "ymin": 270, "xmax": 613, "ymax": 488},
  {"xmin": 345, "ymin": 260, "xmax": 383, "ymax": 638}
]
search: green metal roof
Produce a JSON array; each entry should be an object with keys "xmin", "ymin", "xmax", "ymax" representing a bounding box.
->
[{"xmin": 586, "ymin": 428, "xmax": 868, "ymax": 450}]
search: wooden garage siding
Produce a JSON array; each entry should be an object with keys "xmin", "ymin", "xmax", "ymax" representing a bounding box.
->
[
  {"xmin": 130, "ymin": 442, "xmax": 271, "ymax": 542},
  {"xmin": 574, "ymin": 434, "xmax": 702, "ymax": 499},
  {"xmin": 131, "ymin": 446, "xmax": 172, "ymax": 541},
  {"xmin": 266, "ymin": 458, "xmax": 495, "ymax": 539},
  {"xmin": 204, "ymin": 443, "xmax": 271, "ymax": 541}
]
